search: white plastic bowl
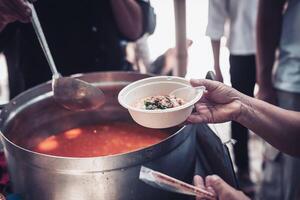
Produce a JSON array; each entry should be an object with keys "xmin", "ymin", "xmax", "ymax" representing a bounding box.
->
[{"xmin": 118, "ymin": 76, "xmax": 205, "ymax": 129}]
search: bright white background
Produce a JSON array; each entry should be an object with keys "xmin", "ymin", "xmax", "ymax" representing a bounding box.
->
[{"xmin": 149, "ymin": 0, "xmax": 230, "ymax": 82}]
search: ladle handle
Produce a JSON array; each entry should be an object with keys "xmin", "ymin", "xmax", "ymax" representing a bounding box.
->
[{"xmin": 27, "ymin": 2, "xmax": 60, "ymax": 78}]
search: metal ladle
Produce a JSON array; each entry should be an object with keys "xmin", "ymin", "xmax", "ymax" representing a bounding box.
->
[{"xmin": 28, "ymin": 2, "xmax": 105, "ymax": 111}]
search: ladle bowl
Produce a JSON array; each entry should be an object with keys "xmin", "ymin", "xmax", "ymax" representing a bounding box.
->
[{"xmin": 28, "ymin": 2, "xmax": 105, "ymax": 111}]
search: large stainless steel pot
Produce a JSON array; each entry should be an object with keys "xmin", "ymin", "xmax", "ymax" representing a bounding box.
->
[{"xmin": 0, "ymin": 72, "xmax": 204, "ymax": 200}]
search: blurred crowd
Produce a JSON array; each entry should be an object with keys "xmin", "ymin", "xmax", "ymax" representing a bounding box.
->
[
  {"xmin": 205, "ymin": 0, "xmax": 300, "ymax": 199},
  {"xmin": 0, "ymin": 0, "xmax": 300, "ymax": 199}
]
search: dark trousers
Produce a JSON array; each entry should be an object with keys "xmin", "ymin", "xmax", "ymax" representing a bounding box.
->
[{"xmin": 229, "ymin": 54, "xmax": 256, "ymax": 174}]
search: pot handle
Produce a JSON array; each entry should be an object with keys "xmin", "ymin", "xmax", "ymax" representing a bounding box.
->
[{"xmin": 205, "ymin": 71, "xmax": 216, "ymax": 81}]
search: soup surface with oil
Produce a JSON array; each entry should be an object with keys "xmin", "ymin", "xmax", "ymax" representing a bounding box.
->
[{"xmin": 32, "ymin": 122, "xmax": 171, "ymax": 157}]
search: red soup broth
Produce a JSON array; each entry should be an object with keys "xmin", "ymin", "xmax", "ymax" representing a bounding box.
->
[{"xmin": 32, "ymin": 122, "xmax": 171, "ymax": 157}]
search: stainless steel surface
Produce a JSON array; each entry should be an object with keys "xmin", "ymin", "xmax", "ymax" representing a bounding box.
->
[
  {"xmin": 52, "ymin": 76, "xmax": 105, "ymax": 111},
  {"xmin": 0, "ymin": 72, "xmax": 195, "ymax": 200},
  {"xmin": 28, "ymin": 2, "xmax": 105, "ymax": 111}
]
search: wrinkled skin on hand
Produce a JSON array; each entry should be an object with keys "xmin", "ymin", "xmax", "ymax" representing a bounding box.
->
[
  {"xmin": 187, "ymin": 79, "xmax": 244, "ymax": 124},
  {"xmin": 194, "ymin": 175, "xmax": 250, "ymax": 200},
  {"xmin": 0, "ymin": 0, "xmax": 31, "ymax": 31}
]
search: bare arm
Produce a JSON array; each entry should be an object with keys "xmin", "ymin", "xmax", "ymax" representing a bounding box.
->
[
  {"xmin": 206, "ymin": 0, "xmax": 227, "ymax": 83},
  {"xmin": 256, "ymin": 0, "xmax": 285, "ymax": 102},
  {"xmin": 238, "ymin": 92, "xmax": 300, "ymax": 156},
  {"xmin": 188, "ymin": 79, "xmax": 300, "ymax": 157},
  {"xmin": 110, "ymin": 0, "xmax": 143, "ymax": 40},
  {"xmin": 211, "ymin": 40, "xmax": 223, "ymax": 82}
]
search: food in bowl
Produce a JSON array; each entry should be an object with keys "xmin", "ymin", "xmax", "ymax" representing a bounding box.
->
[
  {"xmin": 32, "ymin": 121, "xmax": 170, "ymax": 157},
  {"xmin": 118, "ymin": 76, "xmax": 205, "ymax": 128},
  {"xmin": 136, "ymin": 95, "xmax": 185, "ymax": 110}
]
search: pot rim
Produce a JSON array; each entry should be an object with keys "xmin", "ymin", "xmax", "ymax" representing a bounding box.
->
[{"xmin": 0, "ymin": 72, "xmax": 191, "ymax": 172}]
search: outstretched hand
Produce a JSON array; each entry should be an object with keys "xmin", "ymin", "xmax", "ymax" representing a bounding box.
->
[
  {"xmin": 194, "ymin": 175, "xmax": 250, "ymax": 200},
  {"xmin": 187, "ymin": 79, "xmax": 245, "ymax": 124},
  {"xmin": 0, "ymin": 0, "xmax": 31, "ymax": 31}
]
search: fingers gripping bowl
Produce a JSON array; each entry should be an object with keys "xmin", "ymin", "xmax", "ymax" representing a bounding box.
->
[{"xmin": 118, "ymin": 76, "xmax": 205, "ymax": 128}]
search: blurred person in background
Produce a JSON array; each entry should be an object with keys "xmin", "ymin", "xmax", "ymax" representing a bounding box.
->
[
  {"xmin": 0, "ymin": 0, "xmax": 155, "ymax": 195},
  {"xmin": 0, "ymin": 0, "xmax": 155, "ymax": 99},
  {"xmin": 188, "ymin": 79, "xmax": 300, "ymax": 200},
  {"xmin": 256, "ymin": 0, "xmax": 300, "ymax": 199},
  {"xmin": 127, "ymin": 38, "xmax": 192, "ymax": 76},
  {"xmin": 147, "ymin": 39, "xmax": 193, "ymax": 76},
  {"xmin": 206, "ymin": 0, "xmax": 258, "ymax": 195}
]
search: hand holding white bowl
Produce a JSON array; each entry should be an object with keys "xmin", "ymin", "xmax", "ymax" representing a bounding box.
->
[{"xmin": 118, "ymin": 76, "xmax": 205, "ymax": 129}]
